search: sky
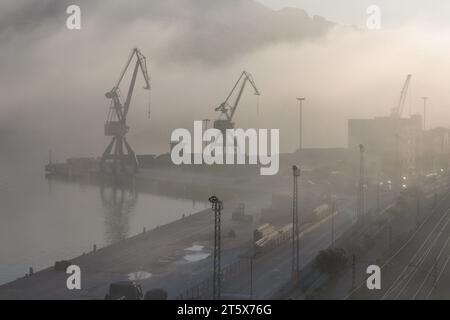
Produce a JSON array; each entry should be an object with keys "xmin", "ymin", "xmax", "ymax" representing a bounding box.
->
[
  {"xmin": 256, "ymin": 0, "xmax": 450, "ymax": 27},
  {"xmin": 2, "ymin": 0, "xmax": 450, "ymax": 164}
]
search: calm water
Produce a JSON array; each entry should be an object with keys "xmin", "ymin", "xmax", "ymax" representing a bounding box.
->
[{"xmin": 0, "ymin": 165, "xmax": 208, "ymax": 285}]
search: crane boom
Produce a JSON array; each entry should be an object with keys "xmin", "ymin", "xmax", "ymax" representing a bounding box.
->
[
  {"xmin": 391, "ymin": 74, "xmax": 412, "ymax": 118},
  {"xmin": 111, "ymin": 48, "xmax": 151, "ymax": 94},
  {"xmin": 215, "ymin": 71, "xmax": 260, "ymax": 122}
]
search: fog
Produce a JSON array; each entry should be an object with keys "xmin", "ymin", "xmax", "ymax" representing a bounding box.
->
[{"xmin": 1, "ymin": 0, "xmax": 450, "ymax": 168}]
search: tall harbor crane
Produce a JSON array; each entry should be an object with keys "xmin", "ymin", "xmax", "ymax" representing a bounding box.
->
[
  {"xmin": 390, "ymin": 74, "xmax": 412, "ymax": 118},
  {"xmin": 100, "ymin": 48, "xmax": 151, "ymax": 174},
  {"xmin": 213, "ymin": 71, "xmax": 260, "ymax": 132}
]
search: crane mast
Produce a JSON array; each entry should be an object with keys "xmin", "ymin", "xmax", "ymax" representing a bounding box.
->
[
  {"xmin": 214, "ymin": 71, "xmax": 260, "ymax": 132},
  {"xmin": 101, "ymin": 48, "xmax": 151, "ymax": 174}
]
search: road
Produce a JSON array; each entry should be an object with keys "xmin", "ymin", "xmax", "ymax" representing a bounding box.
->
[
  {"xmin": 349, "ymin": 191, "xmax": 450, "ymax": 300},
  {"xmin": 221, "ymin": 202, "xmax": 356, "ymax": 299}
]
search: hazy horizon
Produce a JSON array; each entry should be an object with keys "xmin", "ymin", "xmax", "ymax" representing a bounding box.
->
[{"xmin": 1, "ymin": 0, "xmax": 450, "ymax": 165}]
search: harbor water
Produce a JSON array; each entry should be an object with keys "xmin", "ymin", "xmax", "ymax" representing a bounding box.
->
[{"xmin": 0, "ymin": 163, "xmax": 208, "ymax": 285}]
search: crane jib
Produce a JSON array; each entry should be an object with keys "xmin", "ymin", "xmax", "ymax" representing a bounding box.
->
[{"xmin": 215, "ymin": 71, "xmax": 260, "ymax": 126}]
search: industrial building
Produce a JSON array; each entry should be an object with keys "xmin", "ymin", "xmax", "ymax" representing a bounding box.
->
[
  {"xmin": 348, "ymin": 115, "xmax": 423, "ymax": 179},
  {"xmin": 421, "ymin": 127, "xmax": 450, "ymax": 174}
]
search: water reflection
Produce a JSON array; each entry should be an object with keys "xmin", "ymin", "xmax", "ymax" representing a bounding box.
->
[{"xmin": 100, "ymin": 183, "xmax": 138, "ymax": 244}]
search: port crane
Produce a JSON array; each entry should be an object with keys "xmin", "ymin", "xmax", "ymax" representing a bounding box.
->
[
  {"xmin": 213, "ymin": 71, "xmax": 260, "ymax": 132},
  {"xmin": 390, "ymin": 74, "xmax": 412, "ymax": 118},
  {"xmin": 100, "ymin": 48, "xmax": 151, "ymax": 174}
]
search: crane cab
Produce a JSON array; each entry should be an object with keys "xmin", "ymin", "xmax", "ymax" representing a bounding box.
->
[
  {"xmin": 213, "ymin": 119, "xmax": 235, "ymax": 132},
  {"xmin": 104, "ymin": 121, "xmax": 129, "ymax": 137}
]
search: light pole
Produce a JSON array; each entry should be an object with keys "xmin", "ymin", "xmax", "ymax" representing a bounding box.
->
[
  {"xmin": 376, "ymin": 173, "xmax": 381, "ymax": 213},
  {"xmin": 209, "ymin": 195, "xmax": 223, "ymax": 300},
  {"xmin": 292, "ymin": 165, "xmax": 301, "ymax": 280},
  {"xmin": 296, "ymin": 98, "xmax": 306, "ymax": 154},
  {"xmin": 331, "ymin": 199, "xmax": 336, "ymax": 248},
  {"xmin": 416, "ymin": 187, "xmax": 421, "ymax": 227},
  {"xmin": 422, "ymin": 97, "xmax": 428, "ymax": 131},
  {"xmin": 357, "ymin": 144, "xmax": 365, "ymax": 220},
  {"xmin": 394, "ymin": 134, "xmax": 402, "ymax": 197},
  {"xmin": 250, "ymin": 256, "xmax": 253, "ymax": 299},
  {"xmin": 331, "ymin": 197, "xmax": 348, "ymax": 248},
  {"xmin": 241, "ymin": 250, "xmax": 256, "ymax": 300}
]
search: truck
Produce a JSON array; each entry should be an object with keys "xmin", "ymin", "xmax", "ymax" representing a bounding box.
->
[{"xmin": 105, "ymin": 281, "xmax": 144, "ymax": 300}]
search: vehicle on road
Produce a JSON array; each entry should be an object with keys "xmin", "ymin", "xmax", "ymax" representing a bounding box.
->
[{"xmin": 105, "ymin": 281, "xmax": 144, "ymax": 300}]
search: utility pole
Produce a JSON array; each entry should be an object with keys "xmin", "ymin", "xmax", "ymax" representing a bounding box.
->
[
  {"xmin": 388, "ymin": 225, "xmax": 393, "ymax": 254},
  {"xmin": 296, "ymin": 98, "xmax": 306, "ymax": 154},
  {"xmin": 394, "ymin": 134, "xmax": 402, "ymax": 197},
  {"xmin": 357, "ymin": 144, "xmax": 365, "ymax": 220},
  {"xmin": 250, "ymin": 256, "xmax": 254, "ymax": 300},
  {"xmin": 241, "ymin": 251, "xmax": 255, "ymax": 300},
  {"xmin": 351, "ymin": 254, "xmax": 356, "ymax": 290},
  {"xmin": 209, "ymin": 195, "xmax": 223, "ymax": 300},
  {"xmin": 292, "ymin": 165, "xmax": 301, "ymax": 280},
  {"xmin": 331, "ymin": 198, "xmax": 336, "ymax": 248},
  {"xmin": 376, "ymin": 171, "xmax": 381, "ymax": 213},
  {"xmin": 422, "ymin": 97, "xmax": 429, "ymax": 131},
  {"xmin": 48, "ymin": 149, "xmax": 53, "ymax": 165},
  {"xmin": 434, "ymin": 185, "xmax": 438, "ymax": 209},
  {"xmin": 416, "ymin": 188, "xmax": 421, "ymax": 227}
]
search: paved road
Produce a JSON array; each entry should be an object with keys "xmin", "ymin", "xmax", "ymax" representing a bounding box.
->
[
  {"xmin": 221, "ymin": 203, "xmax": 356, "ymax": 299},
  {"xmin": 349, "ymin": 191, "xmax": 450, "ymax": 300}
]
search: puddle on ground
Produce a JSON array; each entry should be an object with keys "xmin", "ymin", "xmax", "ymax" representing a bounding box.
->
[
  {"xmin": 173, "ymin": 244, "xmax": 211, "ymax": 263},
  {"xmin": 184, "ymin": 252, "xmax": 210, "ymax": 262},
  {"xmin": 127, "ymin": 271, "xmax": 152, "ymax": 281},
  {"xmin": 185, "ymin": 245, "xmax": 205, "ymax": 252}
]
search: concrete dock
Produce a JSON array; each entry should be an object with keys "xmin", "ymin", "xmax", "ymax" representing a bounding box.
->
[{"xmin": 0, "ymin": 205, "xmax": 254, "ymax": 300}]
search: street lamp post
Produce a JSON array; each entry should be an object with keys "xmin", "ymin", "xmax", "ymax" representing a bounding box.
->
[
  {"xmin": 331, "ymin": 197, "xmax": 348, "ymax": 248},
  {"xmin": 209, "ymin": 195, "xmax": 223, "ymax": 300},
  {"xmin": 422, "ymin": 97, "xmax": 429, "ymax": 131},
  {"xmin": 250, "ymin": 256, "xmax": 254, "ymax": 300},
  {"xmin": 296, "ymin": 98, "xmax": 306, "ymax": 154},
  {"xmin": 240, "ymin": 251, "xmax": 256, "ymax": 300},
  {"xmin": 357, "ymin": 144, "xmax": 365, "ymax": 220},
  {"xmin": 331, "ymin": 199, "xmax": 335, "ymax": 248},
  {"xmin": 292, "ymin": 165, "xmax": 301, "ymax": 280}
]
